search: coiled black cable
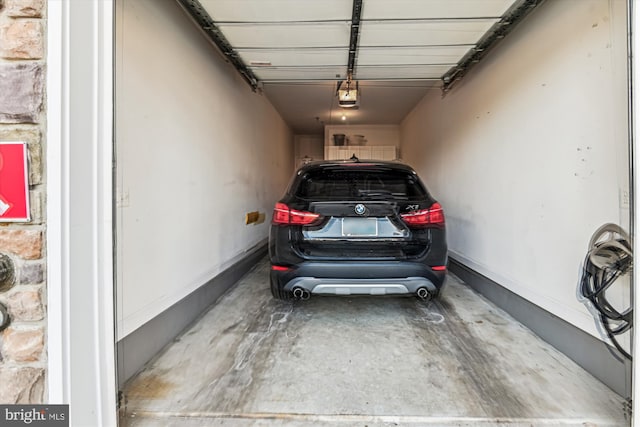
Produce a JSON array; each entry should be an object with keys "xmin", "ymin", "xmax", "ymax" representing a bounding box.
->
[{"xmin": 579, "ymin": 224, "xmax": 633, "ymax": 360}]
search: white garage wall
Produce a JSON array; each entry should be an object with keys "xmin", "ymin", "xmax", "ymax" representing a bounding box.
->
[
  {"xmin": 115, "ymin": 0, "xmax": 293, "ymax": 339},
  {"xmin": 401, "ymin": 0, "xmax": 629, "ymax": 338}
]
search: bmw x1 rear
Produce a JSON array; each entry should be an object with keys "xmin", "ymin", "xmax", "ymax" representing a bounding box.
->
[{"xmin": 269, "ymin": 159, "xmax": 447, "ymax": 300}]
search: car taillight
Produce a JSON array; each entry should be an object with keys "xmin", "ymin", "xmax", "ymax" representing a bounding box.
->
[
  {"xmin": 401, "ymin": 202, "xmax": 445, "ymax": 228},
  {"xmin": 272, "ymin": 202, "xmax": 321, "ymax": 225}
]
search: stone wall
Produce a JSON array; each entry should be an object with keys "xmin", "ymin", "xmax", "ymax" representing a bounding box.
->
[{"xmin": 0, "ymin": 0, "xmax": 47, "ymax": 403}]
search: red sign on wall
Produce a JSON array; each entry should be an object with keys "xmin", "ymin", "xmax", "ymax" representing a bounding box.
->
[{"xmin": 0, "ymin": 142, "xmax": 30, "ymax": 222}]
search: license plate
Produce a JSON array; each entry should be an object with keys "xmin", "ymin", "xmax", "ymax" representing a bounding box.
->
[{"xmin": 342, "ymin": 218, "xmax": 378, "ymax": 237}]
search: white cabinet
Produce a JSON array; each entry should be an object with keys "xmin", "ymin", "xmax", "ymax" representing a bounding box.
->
[{"xmin": 324, "ymin": 146, "xmax": 396, "ymax": 161}]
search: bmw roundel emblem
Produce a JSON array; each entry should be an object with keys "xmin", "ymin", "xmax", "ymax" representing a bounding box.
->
[{"xmin": 354, "ymin": 204, "xmax": 366, "ymax": 215}]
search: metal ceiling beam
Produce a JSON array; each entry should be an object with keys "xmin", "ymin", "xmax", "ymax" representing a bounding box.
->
[
  {"xmin": 347, "ymin": 0, "xmax": 364, "ymax": 79},
  {"xmin": 176, "ymin": 0, "xmax": 260, "ymax": 91},
  {"xmin": 441, "ymin": 0, "xmax": 545, "ymax": 93}
]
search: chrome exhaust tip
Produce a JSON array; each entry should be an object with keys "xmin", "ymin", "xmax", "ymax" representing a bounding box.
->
[
  {"xmin": 416, "ymin": 287, "xmax": 432, "ymax": 301},
  {"xmin": 293, "ymin": 287, "xmax": 310, "ymax": 300}
]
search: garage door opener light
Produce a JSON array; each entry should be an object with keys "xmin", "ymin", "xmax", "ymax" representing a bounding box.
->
[{"xmin": 338, "ymin": 79, "xmax": 359, "ymax": 108}]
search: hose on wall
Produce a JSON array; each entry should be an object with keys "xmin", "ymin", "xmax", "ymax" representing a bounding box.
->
[{"xmin": 579, "ymin": 223, "xmax": 633, "ymax": 360}]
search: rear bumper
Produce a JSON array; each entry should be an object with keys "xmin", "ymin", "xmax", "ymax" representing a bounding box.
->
[
  {"xmin": 271, "ymin": 261, "xmax": 447, "ymax": 296},
  {"xmin": 287, "ymin": 277, "xmax": 436, "ymax": 295}
]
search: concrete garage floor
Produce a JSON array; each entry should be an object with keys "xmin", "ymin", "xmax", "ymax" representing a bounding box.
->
[{"xmin": 120, "ymin": 258, "xmax": 627, "ymax": 427}]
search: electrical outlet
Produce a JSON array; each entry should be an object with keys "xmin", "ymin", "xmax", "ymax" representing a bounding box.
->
[
  {"xmin": 620, "ymin": 188, "xmax": 630, "ymax": 208},
  {"xmin": 116, "ymin": 189, "xmax": 130, "ymax": 208}
]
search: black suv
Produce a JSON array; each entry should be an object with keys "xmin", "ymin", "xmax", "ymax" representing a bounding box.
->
[{"xmin": 269, "ymin": 159, "xmax": 447, "ymax": 300}]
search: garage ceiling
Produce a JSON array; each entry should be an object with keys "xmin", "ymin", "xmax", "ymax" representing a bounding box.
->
[{"xmin": 178, "ymin": 0, "xmax": 543, "ymax": 134}]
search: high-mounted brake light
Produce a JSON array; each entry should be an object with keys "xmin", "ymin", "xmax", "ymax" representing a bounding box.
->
[
  {"xmin": 272, "ymin": 202, "xmax": 321, "ymax": 225},
  {"xmin": 401, "ymin": 202, "xmax": 445, "ymax": 228}
]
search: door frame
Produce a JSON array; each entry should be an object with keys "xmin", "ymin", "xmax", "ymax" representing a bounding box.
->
[{"xmin": 46, "ymin": 1, "xmax": 117, "ymax": 425}]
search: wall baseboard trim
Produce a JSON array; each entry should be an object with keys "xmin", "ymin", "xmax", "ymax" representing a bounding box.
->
[
  {"xmin": 448, "ymin": 257, "xmax": 631, "ymax": 398},
  {"xmin": 116, "ymin": 242, "xmax": 268, "ymax": 388}
]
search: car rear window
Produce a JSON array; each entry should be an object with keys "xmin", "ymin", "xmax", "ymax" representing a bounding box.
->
[{"xmin": 293, "ymin": 167, "xmax": 428, "ymax": 201}]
